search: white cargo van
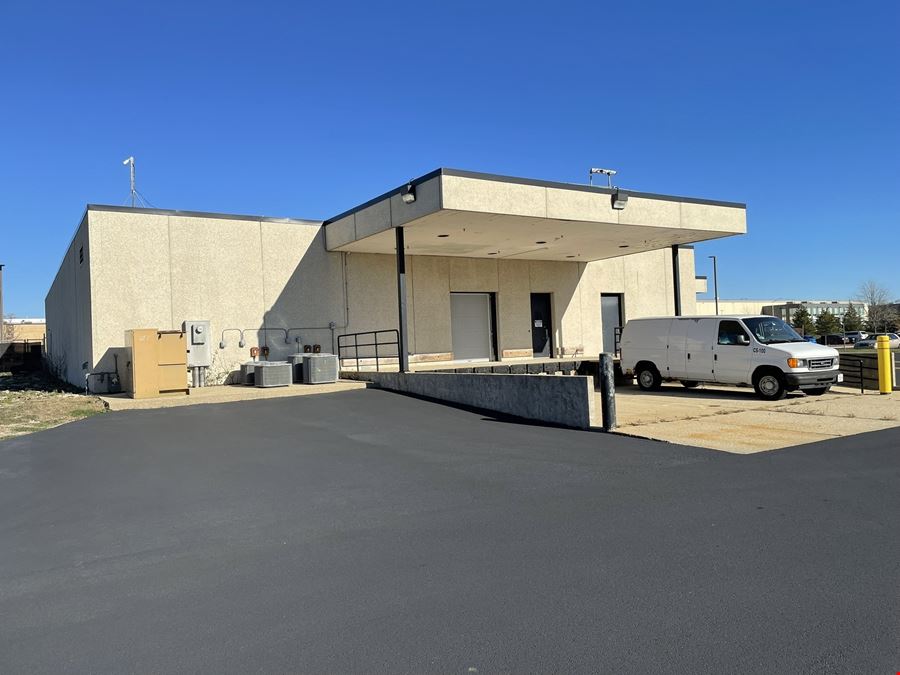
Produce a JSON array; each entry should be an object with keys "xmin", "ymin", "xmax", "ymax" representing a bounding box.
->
[{"xmin": 619, "ymin": 315, "xmax": 843, "ymax": 400}]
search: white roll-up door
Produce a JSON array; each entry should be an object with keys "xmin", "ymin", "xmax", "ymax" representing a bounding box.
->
[{"xmin": 450, "ymin": 293, "xmax": 492, "ymax": 361}]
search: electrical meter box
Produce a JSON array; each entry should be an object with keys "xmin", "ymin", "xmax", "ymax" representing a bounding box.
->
[{"xmin": 182, "ymin": 320, "xmax": 212, "ymax": 367}]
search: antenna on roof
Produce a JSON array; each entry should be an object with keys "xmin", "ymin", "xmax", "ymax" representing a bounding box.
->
[
  {"xmin": 122, "ymin": 156, "xmax": 154, "ymax": 208},
  {"xmin": 123, "ymin": 156, "xmax": 136, "ymax": 206}
]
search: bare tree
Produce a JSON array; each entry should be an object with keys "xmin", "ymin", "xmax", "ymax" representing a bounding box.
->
[
  {"xmin": 856, "ymin": 280, "xmax": 899, "ymax": 332},
  {"xmin": 2, "ymin": 314, "xmax": 19, "ymax": 343},
  {"xmin": 44, "ymin": 348, "xmax": 68, "ymax": 382}
]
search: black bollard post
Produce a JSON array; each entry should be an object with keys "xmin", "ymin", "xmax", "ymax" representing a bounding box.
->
[{"xmin": 599, "ymin": 352, "xmax": 617, "ymax": 432}]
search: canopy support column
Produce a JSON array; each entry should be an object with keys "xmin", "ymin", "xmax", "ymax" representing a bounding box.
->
[
  {"xmin": 672, "ymin": 245, "xmax": 682, "ymax": 316},
  {"xmin": 395, "ymin": 226, "xmax": 410, "ymax": 373}
]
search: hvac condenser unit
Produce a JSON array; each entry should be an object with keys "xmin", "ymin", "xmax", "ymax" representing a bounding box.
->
[
  {"xmin": 302, "ymin": 354, "xmax": 339, "ymax": 384},
  {"xmin": 254, "ymin": 361, "xmax": 292, "ymax": 388},
  {"xmin": 240, "ymin": 361, "xmax": 258, "ymax": 386}
]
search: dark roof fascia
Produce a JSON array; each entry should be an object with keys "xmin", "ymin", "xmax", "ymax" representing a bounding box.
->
[
  {"xmin": 86, "ymin": 204, "xmax": 320, "ymax": 225},
  {"xmin": 322, "ymin": 168, "xmax": 443, "ymax": 225}
]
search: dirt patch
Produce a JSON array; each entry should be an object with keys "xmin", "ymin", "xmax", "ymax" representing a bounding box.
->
[{"xmin": 0, "ymin": 371, "xmax": 106, "ymax": 441}]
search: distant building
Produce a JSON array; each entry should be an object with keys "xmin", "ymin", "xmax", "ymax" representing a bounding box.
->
[
  {"xmin": 4, "ymin": 317, "xmax": 46, "ymax": 342},
  {"xmin": 760, "ymin": 301, "xmax": 864, "ymax": 325},
  {"xmin": 0, "ymin": 318, "xmax": 45, "ymax": 372},
  {"xmin": 695, "ymin": 298, "xmax": 778, "ymax": 316},
  {"xmin": 694, "ymin": 288, "xmax": 865, "ymax": 326}
]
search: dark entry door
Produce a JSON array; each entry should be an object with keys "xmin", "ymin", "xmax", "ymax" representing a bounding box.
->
[{"xmin": 530, "ymin": 293, "xmax": 553, "ymax": 357}]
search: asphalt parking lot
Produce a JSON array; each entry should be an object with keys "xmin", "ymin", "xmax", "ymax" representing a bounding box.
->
[{"xmin": 2, "ymin": 389, "xmax": 899, "ymax": 673}]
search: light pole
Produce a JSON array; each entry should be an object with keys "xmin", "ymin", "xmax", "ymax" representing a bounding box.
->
[
  {"xmin": 0, "ymin": 264, "xmax": 4, "ymax": 343},
  {"xmin": 708, "ymin": 255, "xmax": 719, "ymax": 315}
]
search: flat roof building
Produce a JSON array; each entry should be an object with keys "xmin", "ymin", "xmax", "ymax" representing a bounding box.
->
[
  {"xmin": 45, "ymin": 168, "xmax": 746, "ymax": 389},
  {"xmin": 5, "ymin": 318, "xmax": 46, "ymax": 343},
  {"xmin": 761, "ymin": 300, "xmax": 864, "ymax": 323},
  {"xmin": 695, "ymin": 299, "xmax": 865, "ymax": 323}
]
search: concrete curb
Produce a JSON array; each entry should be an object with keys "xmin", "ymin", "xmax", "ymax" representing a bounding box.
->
[{"xmin": 344, "ymin": 371, "xmax": 596, "ymax": 429}]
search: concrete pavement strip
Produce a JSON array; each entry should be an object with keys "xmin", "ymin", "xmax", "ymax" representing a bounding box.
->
[
  {"xmin": 100, "ymin": 380, "xmax": 366, "ymax": 411},
  {"xmin": 610, "ymin": 385, "xmax": 899, "ymax": 453}
]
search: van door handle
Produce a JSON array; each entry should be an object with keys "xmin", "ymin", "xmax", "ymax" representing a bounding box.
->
[
  {"xmin": 714, "ymin": 354, "xmax": 718, "ymax": 361},
  {"xmin": 687, "ymin": 353, "xmax": 691, "ymax": 360}
]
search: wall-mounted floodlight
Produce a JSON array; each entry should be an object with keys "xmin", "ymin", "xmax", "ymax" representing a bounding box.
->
[
  {"xmin": 589, "ymin": 167, "xmax": 617, "ymax": 188},
  {"xmin": 400, "ymin": 182, "xmax": 416, "ymax": 204},
  {"xmin": 611, "ymin": 188, "xmax": 628, "ymax": 210}
]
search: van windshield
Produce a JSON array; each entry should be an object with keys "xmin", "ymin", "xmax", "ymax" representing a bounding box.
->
[{"xmin": 742, "ymin": 317, "xmax": 806, "ymax": 344}]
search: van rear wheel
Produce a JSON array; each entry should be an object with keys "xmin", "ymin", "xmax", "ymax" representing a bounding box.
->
[
  {"xmin": 806, "ymin": 386, "xmax": 830, "ymax": 396},
  {"xmin": 636, "ymin": 364, "xmax": 662, "ymax": 391},
  {"xmin": 681, "ymin": 380, "xmax": 700, "ymax": 388},
  {"xmin": 754, "ymin": 371, "xmax": 786, "ymax": 401}
]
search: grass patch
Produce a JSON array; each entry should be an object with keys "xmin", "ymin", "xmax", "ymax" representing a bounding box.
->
[{"xmin": 11, "ymin": 422, "xmax": 53, "ymax": 433}]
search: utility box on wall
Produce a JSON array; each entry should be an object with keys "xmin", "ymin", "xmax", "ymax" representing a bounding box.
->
[
  {"xmin": 125, "ymin": 328, "xmax": 189, "ymax": 399},
  {"xmin": 126, "ymin": 329, "xmax": 160, "ymax": 399},
  {"xmin": 182, "ymin": 320, "xmax": 212, "ymax": 367}
]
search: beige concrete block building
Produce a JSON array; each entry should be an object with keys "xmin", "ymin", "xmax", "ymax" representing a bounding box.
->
[{"xmin": 46, "ymin": 168, "xmax": 746, "ymax": 389}]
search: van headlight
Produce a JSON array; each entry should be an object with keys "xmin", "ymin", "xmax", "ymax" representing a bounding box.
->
[{"xmin": 787, "ymin": 358, "xmax": 806, "ymax": 369}]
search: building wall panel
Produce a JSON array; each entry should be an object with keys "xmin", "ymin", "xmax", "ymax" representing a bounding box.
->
[{"xmin": 89, "ymin": 210, "xmax": 172, "ymax": 378}]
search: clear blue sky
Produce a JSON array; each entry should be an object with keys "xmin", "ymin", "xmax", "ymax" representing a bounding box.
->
[{"xmin": 2, "ymin": 1, "xmax": 898, "ymax": 317}]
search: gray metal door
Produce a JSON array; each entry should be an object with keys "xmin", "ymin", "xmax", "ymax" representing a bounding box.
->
[
  {"xmin": 450, "ymin": 293, "xmax": 492, "ymax": 361},
  {"xmin": 601, "ymin": 294, "xmax": 623, "ymax": 354}
]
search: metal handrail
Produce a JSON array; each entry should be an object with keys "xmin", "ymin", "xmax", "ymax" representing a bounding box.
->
[
  {"xmin": 839, "ymin": 355, "xmax": 868, "ymax": 394},
  {"xmin": 337, "ymin": 329, "xmax": 400, "ymax": 372}
]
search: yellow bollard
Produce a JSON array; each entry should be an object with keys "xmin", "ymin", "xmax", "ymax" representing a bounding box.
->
[{"xmin": 876, "ymin": 335, "xmax": 893, "ymax": 394}]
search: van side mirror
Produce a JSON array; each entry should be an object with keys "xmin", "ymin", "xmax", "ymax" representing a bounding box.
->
[{"xmin": 737, "ymin": 335, "xmax": 750, "ymax": 346}]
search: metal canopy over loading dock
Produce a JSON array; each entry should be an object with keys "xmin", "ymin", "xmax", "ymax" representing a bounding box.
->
[
  {"xmin": 325, "ymin": 168, "xmax": 747, "ymax": 371},
  {"xmin": 325, "ymin": 168, "xmax": 746, "ymax": 261}
]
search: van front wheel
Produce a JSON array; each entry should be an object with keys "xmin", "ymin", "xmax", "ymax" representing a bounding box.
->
[
  {"xmin": 636, "ymin": 364, "xmax": 662, "ymax": 391},
  {"xmin": 754, "ymin": 371, "xmax": 786, "ymax": 401}
]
